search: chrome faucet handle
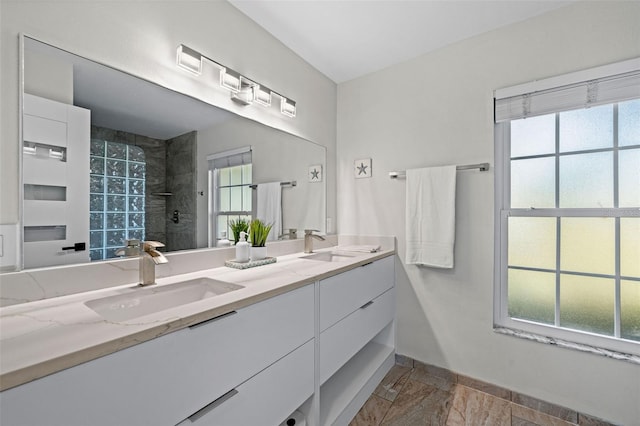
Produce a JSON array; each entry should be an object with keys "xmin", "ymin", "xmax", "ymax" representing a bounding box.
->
[
  {"xmin": 304, "ymin": 229, "xmax": 320, "ymax": 234},
  {"xmin": 142, "ymin": 240, "xmax": 165, "ymax": 251}
]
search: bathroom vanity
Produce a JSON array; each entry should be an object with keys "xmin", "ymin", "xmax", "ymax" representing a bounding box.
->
[{"xmin": 0, "ymin": 248, "xmax": 395, "ymax": 426}]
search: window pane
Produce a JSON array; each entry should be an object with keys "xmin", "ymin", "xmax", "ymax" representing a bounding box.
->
[
  {"xmin": 508, "ymin": 217, "xmax": 556, "ymax": 270},
  {"xmin": 561, "ymin": 218, "xmax": 614, "ymax": 275},
  {"xmin": 621, "ymin": 218, "xmax": 640, "ymax": 278},
  {"xmin": 107, "ymin": 195, "xmax": 126, "ymax": 212},
  {"xmin": 106, "ymin": 159, "xmax": 126, "ymax": 177},
  {"xmin": 107, "ymin": 142, "xmax": 127, "ymax": 159},
  {"xmin": 106, "ymin": 213, "xmax": 126, "ymax": 230},
  {"xmin": 127, "ymin": 145, "xmax": 145, "ymax": 162},
  {"xmin": 230, "ymin": 186, "xmax": 242, "ymax": 211},
  {"xmin": 619, "ymin": 99, "xmax": 640, "ymax": 147},
  {"xmin": 559, "ymin": 152, "xmax": 613, "ymax": 208},
  {"xmin": 508, "ymin": 269, "xmax": 555, "ymax": 325},
  {"xmin": 559, "ymin": 104, "xmax": 613, "ymax": 152},
  {"xmin": 230, "ymin": 165, "xmax": 242, "ymax": 186},
  {"xmin": 219, "ymin": 168, "xmax": 230, "ymax": 187},
  {"xmin": 106, "ymin": 177, "xmax": 126, "ymax": 195},
  {"xmin": 90, "ymin": 139, "xmax": 105, "ymax": 156},
  {"xmin": 621, "ymin": 280, "xmax": 640, "ymax": 341},
  {"xmin": 511, "ymin": 157, "xmax": 555, "ymax": 208},
  {"xmin": 511, "ymin": 114, "xmax": 555, "ymax": 157},
  {"xmin": 219, "ymin": 187, "xmax": 230, "ymax": 212},
  {"xmin": 243, "ymin": 186, "xmax": 252, "ymax": 212},
  {"xmin": 619, "ymin": 148, "xmax": 640, "ymax": 207},
  {"xmin": 560, "ymin": 274, "xmax": 614, "ymax": 336},
  {"xmin": 243, "ymin": 164, "xmax": 252, "ymax": 183}
]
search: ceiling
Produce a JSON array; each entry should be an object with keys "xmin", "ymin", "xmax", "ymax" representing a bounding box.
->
[{"xmin": 229, "ymin": 0, "xmax": 575, "ymax": 83}]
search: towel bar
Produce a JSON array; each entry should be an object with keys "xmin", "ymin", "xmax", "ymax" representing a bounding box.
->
[{"xmin": 389, "ymin": 163, "xmax": 490, "ymax": 179}]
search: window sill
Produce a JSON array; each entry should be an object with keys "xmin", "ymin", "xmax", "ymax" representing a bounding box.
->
[{"xmin": 494, "ymin": 326, "xmax": 640, "ymax": 365}]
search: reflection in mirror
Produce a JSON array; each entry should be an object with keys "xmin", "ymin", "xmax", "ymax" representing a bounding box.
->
[{"xmin": 19, "ymin": 36, "xmax": 325, "ymax": 271}]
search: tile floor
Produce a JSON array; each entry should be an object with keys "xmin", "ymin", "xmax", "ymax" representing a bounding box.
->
[{"xmin": 349, "ymin": 359, "xmax": 615, "ymax": 426}]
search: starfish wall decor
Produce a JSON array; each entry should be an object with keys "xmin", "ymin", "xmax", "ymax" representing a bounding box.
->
[{"xmin": 354, "ymin": 158, "xmax": 372, "ymax": 178}]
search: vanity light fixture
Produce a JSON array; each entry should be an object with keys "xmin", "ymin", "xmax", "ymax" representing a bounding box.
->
[
  {"xmin": 220, "ymin": 68, "xmax": 242, "ymax": 92},
  {"xmin": 175, "ymin": 44, "xmax": 296, "ymax": 117},
  {"xmin": 254, "ymin": 85, "xmax": 272, "ymax": 107},
  {"xmin": 280, "ymin": 97, "xmax": 296, "ymax": 118},
  {"xmin": 176, "ymin": 44, "xmax": 203, "ymax": 75},
  {"xmin": 231, "ymin": 77, "xmax": 258, "ymax": 106}
]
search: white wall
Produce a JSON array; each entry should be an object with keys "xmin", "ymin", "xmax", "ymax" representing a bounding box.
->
[
  {"xmin": 0, "ymin": 0, "xmax": 336, "ymax": 230},
  {"xmin": 337, "ymin": 2, "xmax": 640, "ymax": 425}
]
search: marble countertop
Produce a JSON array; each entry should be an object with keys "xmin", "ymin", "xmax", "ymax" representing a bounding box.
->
[{"xmin": 0, "ymin": 247, "xmax": 394, "ymax": 392}]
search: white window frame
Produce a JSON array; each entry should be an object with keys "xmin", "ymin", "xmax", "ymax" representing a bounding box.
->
[
  {"xmin": 493, "ymin": 59, "xmax": 640, "ymax": 358},
  {"xmin": 207, "ymin": 146, "xmax": 253, "ymax": 247}
]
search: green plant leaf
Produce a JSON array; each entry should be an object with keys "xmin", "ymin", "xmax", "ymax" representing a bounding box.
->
[{"xmin": 249, "ymin": 219, "xmax": 273, "ymax": 247}]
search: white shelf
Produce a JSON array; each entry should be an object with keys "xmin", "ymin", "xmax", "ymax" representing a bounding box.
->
[{"xmin": 320, "ymin": 337, "xmax": 394, "ymax": 426}]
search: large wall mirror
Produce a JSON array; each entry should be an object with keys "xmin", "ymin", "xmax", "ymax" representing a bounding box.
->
[{"xmin": 17, "ymin": 36, "xmax": 326, "ymax": 270}]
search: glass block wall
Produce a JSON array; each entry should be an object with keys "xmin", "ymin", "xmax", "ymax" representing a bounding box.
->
[{"xmin": 89, "ymin": 139, "xmax": 146, "ymax": 260}]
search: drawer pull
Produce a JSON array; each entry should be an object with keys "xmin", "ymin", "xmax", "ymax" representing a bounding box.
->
[
  {"xmin": 360, "ymin": 300, "xmax": 374, "ymax": 309},
  {"xmin": 189, "ymin": 311, "xmax": 237, "ymax": 329},
  {"xmin": 361, "ymin": 261, "xmax": 373, "ymax": 267},
  {"xmin": 187, "ymin": 388, "xmax": 238, "ymax": 422}
]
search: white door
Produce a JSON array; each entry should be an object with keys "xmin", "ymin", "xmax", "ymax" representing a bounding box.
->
[{"xmin": 22, "ymin": 94, "xmax": 90, "ymax": 268}]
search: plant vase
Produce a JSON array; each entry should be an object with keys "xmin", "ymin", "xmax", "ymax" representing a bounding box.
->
[{"xmin": 250, "ymin": 246, "xmax": 267, "ymax": 261}]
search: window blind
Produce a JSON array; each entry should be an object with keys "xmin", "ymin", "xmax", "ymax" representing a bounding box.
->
[
  {"xmin": 495, "ymin": 69, "xmax": 640, "ymax": 122},
  {"xmin": 207, "ymin": 146, "xmax": 252, "ymax": 170}
]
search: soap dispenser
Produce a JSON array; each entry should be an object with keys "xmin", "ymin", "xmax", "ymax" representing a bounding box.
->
[{"xmin": 235, "ymin": 231, "xmax": 249, "ymax": 263}]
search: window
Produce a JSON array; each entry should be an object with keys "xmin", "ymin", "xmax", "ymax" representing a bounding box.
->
[
  {"xmin": 208, "ymin": 147, "xmax": 252, "ymax": 246},
  {"xmin": 89, "ymin": 140, "xmax": 146, "ymax": 260},
  {"xmin": 494, "ymin": 62, "xmax": 640, "ymax": 356}
]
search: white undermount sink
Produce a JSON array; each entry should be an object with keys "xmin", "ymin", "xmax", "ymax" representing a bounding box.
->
[
  {"xmin": 301, "ymin": 252, "xmax": 356, "ymax": 263},
  {"xmin": 85, "ymin": 278, "xmax": 244, "ymax": 322}
]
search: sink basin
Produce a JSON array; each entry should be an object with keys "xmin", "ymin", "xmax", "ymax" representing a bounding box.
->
[
  {"xmin": 85, "ymin": 278, "xmax": 244, "ymax": 322},
  {"xmin": 301, "ymin": 252, "xmax": 356, "ymax": 263}
]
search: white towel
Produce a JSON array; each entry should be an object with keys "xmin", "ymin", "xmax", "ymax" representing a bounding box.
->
[
  {"xmin": 405, "ymin": 166, "xmax": 456, "ymax": 268},
  {"xmin": 256, "ymin": 182, "xmax": 282, "ymax": 242}
]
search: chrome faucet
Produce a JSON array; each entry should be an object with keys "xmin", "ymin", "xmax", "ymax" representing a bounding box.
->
[
  {"xmin": 279, "ymin": 228, "xmax": 298, "ymax": 240},
  {"xmin": 304, "ymin": 229, "xmax": 325, "ymax": 253},
  {"xmin": 116, "ymin": 239, "xmax": 168, "ymax": 286}
]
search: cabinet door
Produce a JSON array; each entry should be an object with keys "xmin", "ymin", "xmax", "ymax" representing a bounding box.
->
[
  {"xmin": 320, "ymin": 287, "xmax": 395, "ymax": 384},
  {"xmin": 178, "ymin": 339, "xmax": 314, "ymax": 426},
  {"xmin": 0, "ymin": 284, "xmax": 314, "ymax": 426},
  {"xmin": 320, "ymin": 256, "xmax": 394, "ymax": 331}
]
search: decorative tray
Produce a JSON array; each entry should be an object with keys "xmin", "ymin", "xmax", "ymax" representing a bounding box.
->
[{"xmin": 224, "ymin": 257, "xmax": 277, "ymax": 270}]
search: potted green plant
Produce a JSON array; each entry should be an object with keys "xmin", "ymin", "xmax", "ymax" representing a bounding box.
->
[
  {"xmin": 229, "ymin": 218, "xmax": 249, "ymax": 245},
  {"xmin": 249, "ymin": 219, "xmax": 273, "ymax": 261}
]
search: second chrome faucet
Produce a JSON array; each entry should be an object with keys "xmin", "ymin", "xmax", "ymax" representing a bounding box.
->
[{"xmin": 304, "ymin": 229, "xmax": 325, "ymax": 253}]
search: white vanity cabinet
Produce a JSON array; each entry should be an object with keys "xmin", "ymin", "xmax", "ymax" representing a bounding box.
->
[
  {"xmin": 318, "ymin": 255, "xmax": 396, "ymax": 425},
  {"xmin": 0, "ymin": 284, "xmax": 314, "ymax": 426}
]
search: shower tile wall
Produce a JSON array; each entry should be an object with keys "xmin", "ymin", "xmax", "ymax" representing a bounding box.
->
[
  {"xmin": 91, "ymin": 126, "xmax": 167, "ymax": 247},
  {"xmin": 166, "ymin": 131, "xmax": 197, "ymax": 251}
]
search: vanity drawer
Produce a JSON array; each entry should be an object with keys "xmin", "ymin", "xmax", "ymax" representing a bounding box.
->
[
  {"xmin": 319, "ymin": 286, "xmax": 395, "ymax": 384},
  {"xmin": 320, "ymin": 255, "xmax": 394, "ymax": 331},
  {"xmin": 178, "ymin": 339, "xmax": 314, "ymax": 426},
  {"xmin": 0, "ymin": 284, "xmax": 314, "ymax": 426}
]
